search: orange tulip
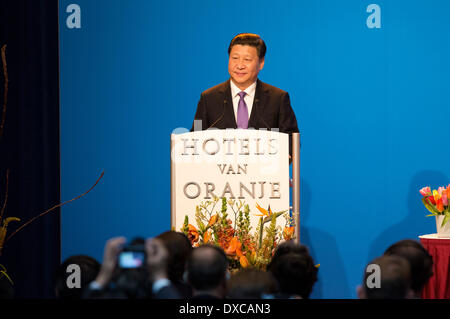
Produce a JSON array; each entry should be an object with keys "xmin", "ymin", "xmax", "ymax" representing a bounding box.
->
[
  {"xmin": 436, "ymin": 198, "xmax": 444, "ymax": 212},
  {"xmin": 433, "ymin": 190, "xmax": 441, "ymax": 202}
]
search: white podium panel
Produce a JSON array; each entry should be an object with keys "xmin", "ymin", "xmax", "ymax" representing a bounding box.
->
[{"xmin": 171, "ymin": 129, "xmax": 290, "ymax": 232}]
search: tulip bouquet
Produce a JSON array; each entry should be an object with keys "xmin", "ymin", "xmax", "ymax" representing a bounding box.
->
[
  {"xmin": 420, "ymin": 185, "xmax": 450, "ymax": 227},
  {"xmin": 181, "ymin": 197, "xmax": 294, "ymax": 272}
]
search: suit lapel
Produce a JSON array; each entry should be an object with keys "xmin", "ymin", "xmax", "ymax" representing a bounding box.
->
[
  {"xmin": 221, "ymin": 79, "xmax": 237, "ymax": 128},
  {"xmin": 248, "ymin": 79, "xmax": 267, "ymax": 129}
]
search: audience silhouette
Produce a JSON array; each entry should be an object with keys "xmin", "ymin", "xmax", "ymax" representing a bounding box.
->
[{"xmin": 48, "ymin": 233, "xmax": 435, "ymax": 300}]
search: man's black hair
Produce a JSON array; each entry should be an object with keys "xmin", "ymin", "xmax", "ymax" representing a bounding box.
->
[
  {"xmin": 384, "ymin": 239, "xmax": 433, "ymax": 294},
  {"xmin": 186, "ymin": 244, "xmax": 228, "ymax": 291},
  {"xmin": 269, "ymin": 252, "xmax": 318, "ymax": 299},
  {"xmin": 156, "ymin": 231, "xmax": 192, "ymax": 282},
  {"xmin": 363, "ymin": 255, "xmax": 411, "ymax": 299},
  {"xmin": 228, "ymin": 33, "xmax": 266, "ymax": 60},
  {"xmin": 226, "ymin": 268, "xmax": 277, "ymax": 299}
]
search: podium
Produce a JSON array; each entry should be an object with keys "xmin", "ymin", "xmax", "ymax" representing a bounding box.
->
[{"xmin": 171, "ymin": 129, "xmax": 300, "ymax": 243}]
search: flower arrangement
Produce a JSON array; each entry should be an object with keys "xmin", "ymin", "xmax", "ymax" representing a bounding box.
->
[
  {"xmin": 181, "ymin": 197, "xmax": 295, "ymax": 272},
  {"xmin": 420, "ymin": 184, "xmax": 450, "ymax": 227}
]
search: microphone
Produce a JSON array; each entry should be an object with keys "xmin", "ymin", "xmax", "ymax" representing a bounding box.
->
[
  {"xmin": 255, "ymin": 98, "xmax": 271, "ymax": 131},
  {"xmin": 207, "ymin": 99, "xmax": 227, "ymax": 130}
]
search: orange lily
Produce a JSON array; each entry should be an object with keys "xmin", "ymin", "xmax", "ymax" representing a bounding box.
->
[
  {"xmin": 239, "ymin": 255, "xmax": 249, "ymax": 268},
  {"xmin": 236, "ymin": 245, "xmax": 244, "ymax": 258},
  {"xmin": 187, "ymin": 224, "xmax": 199, "ymax": 244},
  {"xmin": 225, "ymin": 236, "xmax": 245, "ymax": 258},
  {"xmin": 225, "ymin": 237, "xmax": 238, "ymax": 255},
  {"xmin": 207, "ymin": 214, "xmax": 219, "ymax": 228},
  {"xmin": 203, "ymin": 230, "xmax": 211, "ymax": 243},
  {"xmin": 250, "ymin": 249, "xmax": 257, "ymax": 264}
]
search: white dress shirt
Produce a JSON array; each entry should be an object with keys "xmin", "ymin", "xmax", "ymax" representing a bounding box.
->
[{"xmin": 230, "ymin": 80, "xmax": 257, "ymax": 124}]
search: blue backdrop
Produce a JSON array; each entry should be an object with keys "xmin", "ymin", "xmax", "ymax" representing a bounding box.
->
[{"xmin": 59, "ymin": 0, "xmax": 450, "ymax": 298}]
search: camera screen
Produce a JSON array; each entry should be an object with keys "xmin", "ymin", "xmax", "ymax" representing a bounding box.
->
[{"xmin": 118, "ymin": 251, "xmax": 145, "ymax": 268}]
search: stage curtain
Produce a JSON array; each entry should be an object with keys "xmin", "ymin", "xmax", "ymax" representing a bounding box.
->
[{"xmin": 0, "ymin": 0, "xmax": 60, "ymax": 298}]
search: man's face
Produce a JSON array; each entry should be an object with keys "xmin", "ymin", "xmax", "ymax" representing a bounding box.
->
[{"xmin": 228, "ymin": 44, "xmax": 264, "ymax": 90}]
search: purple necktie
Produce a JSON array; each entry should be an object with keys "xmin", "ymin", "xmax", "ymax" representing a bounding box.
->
[{"xmin": 237, "ymin": 91, "xmax": 248, "ymax": 129}]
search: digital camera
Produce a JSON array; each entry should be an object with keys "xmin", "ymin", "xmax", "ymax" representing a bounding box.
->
[{"xmin": 118, "ymin": 244, "xmax": 146, "ymax": 269}]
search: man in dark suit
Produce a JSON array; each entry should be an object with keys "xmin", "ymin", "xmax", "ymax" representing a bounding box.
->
[{"xmin": 191, "ymin": 33, "xmax": 299, "ymax": 154}]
